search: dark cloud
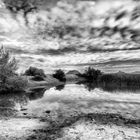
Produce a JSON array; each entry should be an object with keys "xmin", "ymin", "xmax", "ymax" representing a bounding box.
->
[
  {"xmin": 37, "ymin": 47, "xmax": 77, "ymax": 55},
  {"xmin": 87, "ymin": 46, "xmax": 140, "ymax": 53}
]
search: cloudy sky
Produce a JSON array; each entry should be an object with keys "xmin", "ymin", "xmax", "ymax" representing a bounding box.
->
[{"xmin": 0, "ymin": 0, "xmax": 140, "ymax": 73}]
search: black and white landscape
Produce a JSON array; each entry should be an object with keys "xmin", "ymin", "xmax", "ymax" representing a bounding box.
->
[{"xmin": 1, "ymin": 0, "xmax": 140, "ymax": 139}]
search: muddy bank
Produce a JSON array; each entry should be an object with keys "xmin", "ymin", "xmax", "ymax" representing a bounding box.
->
[
  {"xmin": 1, "ymin": 111, "xmax": 140, "ymax": 139},
  {"xmin": 0, "ymin": 118, "xmax": 47, "ymax": 140},
  {"xmin": 27, "ymin": 112, "xmax": 140, "ymax": 140}
]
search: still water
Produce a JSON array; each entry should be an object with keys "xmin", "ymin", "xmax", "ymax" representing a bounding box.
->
[
  {"xmin": 1, "ymin": 83, "xmax": 140, "ymax": 119},
  {"xmin": 3, "ymin": 83, "xmax": 139, "ymax": 119},
  {"xmin": 1, "ymin": 84, "xmax": 140, "ymax": 139}
]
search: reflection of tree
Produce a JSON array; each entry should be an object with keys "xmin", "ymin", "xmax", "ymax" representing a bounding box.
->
[
  {"xmin": 78, "ymin": 67, "xmax": 140, "ymax": 93},
  {"xmin": 78, "ymin": 81, "xmax": 140, "ymax": 93},
  {"xmin": 0, "ymin": 92, "xmax": 28, "ymax": 117},
  {"xmin": 55, "ymin": 84, "xmax": 65, "ymax": 91},
  {"xmin": 0, "ymin": 108, "xmax": 16, "ymax": 118},
  {"xmin": 28, "ymin": 88, "xmax": 46, "ymax": 100},
  {"xmin": 83, "ymin": 82, "xmax": 96, "ymax": 91},
  {"xmin": 0, "ymin": 88, "xmax": 49, "ymax": 117},
  {"xmin": 76, "ymin": 81, "xmax": 96, "ymax": 92},
  {"xmin": 99, "ymin": 82, "xmax": 140, "ymax": 93},
  {"xmin": 0, "ymin": 88, "xmax": 48, "ymax": 117},
  {"xmin": 0, "ymin": 92, "xmax": 28, "ymax": 106}
]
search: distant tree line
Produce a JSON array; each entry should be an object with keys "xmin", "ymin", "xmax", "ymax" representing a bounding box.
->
[
  {"xmin": 77, "ymin": 67, "xmax": 140, "ymax": 92},
  {"xmin": 1, "ymin": 45, "xmax": 140, "ymax": 93}
]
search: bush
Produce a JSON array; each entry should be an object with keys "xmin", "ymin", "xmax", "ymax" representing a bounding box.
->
[
  {"xmin": 3, "ymin": 76, "xmax": 27, "ymax": 92},
  {"xmin": 0, "ymin": 47, "xmax": 27, "ymax": 93},
  {"xmin": 24, "ymin": 66, "xmax": 46, "ymax": 78},
  {"xmin": 31, "ymin": 75, "xmax": 45, "ymax": 81},
  {"xmin": 80, "ymin": 67, "xmax": 102, "ymax": 82},
  {"xmin": 53, "ymin": 69, "xmax": 66, "ymax": 82}
]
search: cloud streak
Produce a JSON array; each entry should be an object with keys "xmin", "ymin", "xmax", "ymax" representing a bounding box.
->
[{"xmin": 0, "ymin": 0, "xmax": 140, "ymax": 73}]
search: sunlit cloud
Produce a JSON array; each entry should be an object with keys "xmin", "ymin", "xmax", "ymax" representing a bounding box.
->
[{"xmin": 0, "ymin": 0, "xmax": 140, "ymax": 73}]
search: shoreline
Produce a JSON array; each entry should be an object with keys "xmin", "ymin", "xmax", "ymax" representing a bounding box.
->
[
  {"xmin": 1, "ymin": 69, "xmax": 140, "ymax": 139},
  {"xmin": 19, "ymin": 69, "xmax": 140, "ymax": 93}
]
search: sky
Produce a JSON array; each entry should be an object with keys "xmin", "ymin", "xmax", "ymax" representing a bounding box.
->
[{"xmin": 0, "ymin": 0, "xmax": 140, "ymax": 73}]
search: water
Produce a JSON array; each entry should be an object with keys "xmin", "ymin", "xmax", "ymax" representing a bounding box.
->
[
  {"xmin": 1, "ymin": 0, "xmax": 140, "ymax": 138},
  {"xmin": 1, "ymin": 84, "xmax": 140, "ymax": 139},
  {"xmin": 0, "ymin": 84, "xmax": 138, "ymax": 119},
  {"xmin": 1, "ymin": 83, "xmax": 140, "ymax": 120}
]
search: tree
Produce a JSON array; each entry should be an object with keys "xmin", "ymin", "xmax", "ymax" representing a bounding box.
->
[
  {"xmin": 53, "ymin": 69, "xmax": 66, "ymax": 82},
  {"xmin": 0, "ymin": 47, "xmax": 17, "ymax": 84},
  {"xmin": 24, "ymin": 66, "xmax": 46, "ymax": 78},
  {"xmin": 0, "ymin": 47, "xmax": 27, "ymax": 92},
  {"xmin": 82, "ymin": 67, "xmax": 102, "ymax": 82}
]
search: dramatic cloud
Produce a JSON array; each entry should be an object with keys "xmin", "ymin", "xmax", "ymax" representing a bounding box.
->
[{"xmin": 0, "ymin": 0, "xmax": 140, "ymax": 73}]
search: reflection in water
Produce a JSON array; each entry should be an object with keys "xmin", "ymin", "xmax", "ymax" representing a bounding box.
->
[
  {"xmin": 1, "ymin": 83, "xmax": 140, "ymax": 139},
  {"xmin": 29, "ymin": 88, "xmax": 46, "ymax": 101},
  {"xmin": 0, "ymin": 88, "xmax": 47, "ymax": 117},
  {"xmin": 100, "ymin": 83, "xmax": 140, "ymax": 93},
  {"xmin": 0, "ymin": 92, "xmax": 28, "ymax": 117},
  {"xmin": 0, "ymin": 85, "xmax": 66, "ymax": 117},
  {"xmin": 1, "ymin": 81, "xmax": 140, "ymax": 118},
  {"xmin": 78, "ymin": 82, "xmax": 97, "ymax": 92},
  {"xmin": 22, "ymin": 84, "xmax": 140, "ymax": 117},
  {"xmin": 55, "ymin": 84, "xmax": 65, "ymax": 91},
  {"xmin": 77, "ymin": 81, "xmax": 140, "ymax": 93}
]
